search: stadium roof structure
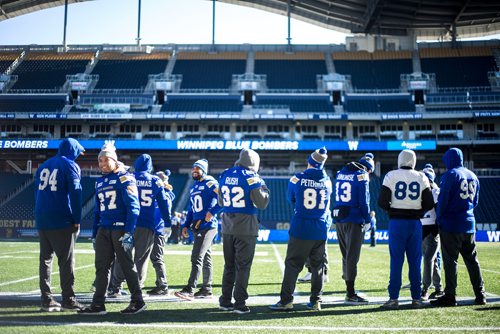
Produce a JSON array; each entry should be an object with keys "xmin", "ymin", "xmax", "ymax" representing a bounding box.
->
[{"xmin": 1, "ymin": 0, "xmax": 500, "ymax": 39}]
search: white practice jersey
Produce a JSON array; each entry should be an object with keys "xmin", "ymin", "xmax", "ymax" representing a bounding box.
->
[
  {"xmin": 382, "ymin": 169, "xmax": 431, "ymax": 210},
  {"xmin": 421, "ymin": 184, "xmax": 440, "ymax": 226}
]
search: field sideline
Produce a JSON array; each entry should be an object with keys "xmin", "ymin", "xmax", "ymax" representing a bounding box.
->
[{"xmin": 0, "ymin": 240, "xmax": 499, "ymax": 333}]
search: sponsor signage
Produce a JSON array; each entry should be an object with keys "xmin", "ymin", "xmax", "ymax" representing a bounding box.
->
[
  {"xmin": 474, "ymin": 111, "xmax": 500, "ymax": 118},
  {"xmin": 381, "ymin": 113, "xmax": 423, "ymax": 120},
  {"xmin": 0, "ymin": 139, "xmax": 436, "ymax": 151},
  {"xmin": 0, "ymin": 113, "xmax": 15, "ymax": 119},
  {"xmin": 29, "ymin": 113, "xmax": 67, "ymax": 119}
]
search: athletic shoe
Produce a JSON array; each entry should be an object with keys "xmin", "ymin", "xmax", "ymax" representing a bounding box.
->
[
  {"xmin": 421, "ymin": 289, "xmax": 429, "ymax": 300},
  {"xmin": 147, "ymin": 287, "xmax": 169, "ymax": 296},
  {"xmin": 269, "ymin": 301, "xmax": 293, "ymax": 311},
  {"xmin": 78, "ymin": 304, "xmax": 107, "ymax": 315},
  {"xmin": 411, "ymin": 298, "xmax": 425, "ymax": 309},
  {"xmin": 430, "ymin": 294, "xmax": 457, "ymax": 307},
  {"xmin": 120, "ymin": 300, "xmax": 147, "ymax": 314},
  {"xmin": 345, "ymin": 294, "xmax": 369, "ymax": 304},
  {"xmin": 194, "ymin": 289, "xmax": 213, "ymax": 299},
  {"xmin": 306, "ymin": 301, "xmax": 321, "ymax": 311},
  {"xmin": 219, "ymin": 303, "xmax": 234, "ymax": 311},
  {"xmin": 428, "ymin": 290, "xmax": 444, "ymax": 300},
  {"xmin": 474, "ymin": 294, "xmax": 487, "ymax": 305},
  {"xmin": 61, "ymin": 299, "xmax": 84, "ymax": 311},
  {"xmin": 174, "ymin": 288, "xmax": 194, "ymax": 301},
  {"xmin": 107, "ymin": 288, "xmax": 129, "ymax": 298},
  {"xmin": 380, "ymin": 299, "xmax": 399, "ymax": 310},
  {"xmin": 233, "ymin": 305, "xmax": 251, "ymax": 314},
  {"xmin": 41, "ymin": 299, "xmax": 61, "ymax": 312},
  {"xmin": 298, "ymin": 272, "xmax": 312, "ymax": 283}
]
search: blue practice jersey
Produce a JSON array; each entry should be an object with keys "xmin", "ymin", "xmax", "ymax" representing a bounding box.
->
[
  {"xmin": 437, "ymin": 149, "xmax": 479, "ymax": 233},
  {"xmin": 35, "ymin": 138, "xmax": 84, "ymax": 230},
  {"xmin": 135, "ymin": 171, "xmax": 172, "ymax": 232},
  {"xmin": 219, "ymin": 166, "xmax": 265, "ymax": 215},
  {"xmin": 184, "ymin": 175, "xmax": 221, "ymax": 231},
  {"xmin": 333, "ymin": 162, "xmax": 371, "ymax": 224},
  {"xmin": 287, "ymin": 168, "xmax": 333, "ymax": 240},
  {"xmin": 93, "ymin": 170, "xmax": 140, "ymax": 238}
]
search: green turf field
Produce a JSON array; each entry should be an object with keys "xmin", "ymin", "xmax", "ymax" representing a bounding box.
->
[{"xmin": 0, "ymin": 240, "xmax": 499, "ymax": 333}]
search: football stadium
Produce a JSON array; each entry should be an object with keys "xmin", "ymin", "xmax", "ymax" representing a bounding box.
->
[{"xmin": 0, "ymin": 0, "xmax": 499, "ymax": 333}]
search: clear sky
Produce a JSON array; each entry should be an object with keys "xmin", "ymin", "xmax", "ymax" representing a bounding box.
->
[{"xmin": 0, "ymin": 0, "xmax": 350, "ymax": 46}]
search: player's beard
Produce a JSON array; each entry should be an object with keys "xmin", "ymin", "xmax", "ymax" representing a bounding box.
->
[{"xmin": 192, "ymin": 172, "xmax": 202, "ymax": 181}]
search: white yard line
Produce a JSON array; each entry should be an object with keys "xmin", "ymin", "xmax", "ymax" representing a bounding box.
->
[
  {"xmin": 0, "ymin": 321, "xmax": 497, "ymax": 332},
  {"xmin": 0, "ymin": 264, "xmax": 94, "ymax": 287},
  {"xmin": 270, "ymin": 242, "xmax": 285, "ymax": 274}
]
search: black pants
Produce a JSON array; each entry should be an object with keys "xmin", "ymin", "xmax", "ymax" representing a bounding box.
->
[
  {"xmin": 440, "ymin": 231, "xmax": 485, "ymax": 297},
  {"xmin": 336, "ymin": 222, "xmax": 364, "ymax": 282},
  {"xmin": 280, "ymin": 236, "xmax": 326, "ymax": 304},
  {"xmin": 92, "ymin": 228, "xmax": 143, "ymax": 306},
  {"xmin": 39, "ymin": 226, "xmax": 77, "ymax": 302},
  {"xmin": 219, "ymin": 234, "xmax": 256, "ymax": 308}
]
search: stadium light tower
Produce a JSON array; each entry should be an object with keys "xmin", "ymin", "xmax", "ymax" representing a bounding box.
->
[
  {"xmin": 136, "ymin": 0, "xmax": 142, "ymax": 46},
  {"xmin": 62, "ymin": 0, "xmax": 69, "ymax": 49}
]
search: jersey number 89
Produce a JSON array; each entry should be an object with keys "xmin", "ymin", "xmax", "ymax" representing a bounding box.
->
[{"xmin": 394, "ymin": 181, "xmax": 420, "ymax": 200}]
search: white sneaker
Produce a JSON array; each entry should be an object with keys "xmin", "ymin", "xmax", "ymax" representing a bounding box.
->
[{"xmin": 298, "ymin": 272, "xmax": 312, "ymax": 283}]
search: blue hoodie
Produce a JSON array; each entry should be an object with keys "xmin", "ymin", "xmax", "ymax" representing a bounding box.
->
[
  {"xmin": 133, "ymin": 154, "xmax": 173, "ymax": 232},
  {"xmin": 35, "ymin": 138, "xmax": 84, "ymax": 230},
  {"xmin": 287, "ymin": 168, "xmax": 333, "ymax": 240},
  {"xmin": 437, "ymin": 148, "xmax": 480, "ymax": 233}
]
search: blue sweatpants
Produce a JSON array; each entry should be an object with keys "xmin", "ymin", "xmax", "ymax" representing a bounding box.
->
[{"xmin": 388, "ymin": 218, "xmax": 422, "ymax": 300}]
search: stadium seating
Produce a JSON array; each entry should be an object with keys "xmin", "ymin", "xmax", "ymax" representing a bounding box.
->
[
  {"xmin": 0, "ymin": 172, "xmax": 31, "ymax": 202},
  {"xmin": 92, "ymin": 52, "xmax": 170, "ymax": 89},
  {"xmin": 254, "ymin": 95, "xmax": 332, "ymax": 113},
  {"xmin": 0, "ymin": 52, "xmax": 20, "ymax": 73},
  {"xmin": 0, "ymin": 182, "xmax": 35, "ymax": 220},
  {"xmin": 475, "ymin": 178, "xmax": 500, "ymax": 227},
  {"xmin": 420, "ymin": 50, "xmax": 496, "ymax": 87},
  {"xmin": 344, "ymin": 94, "xmax": 415, "ymax": 113},
  {"xmin": 11, "ymin": 52, "xmax": 92, "ymax": 90},
  {"xmin": 0, "ymin": 94, "xmax": 67, "ymax": 112},
  {"xmin": 333, "ymin": 51, "xmax": 412, "ymax": 89},
  {"xmin": 257, "ymin": 178, "xmax": 293, "ymax": 228},
  {"xmin": 255, "ymin": 60, "xmax": 326, "ymax": 89}
]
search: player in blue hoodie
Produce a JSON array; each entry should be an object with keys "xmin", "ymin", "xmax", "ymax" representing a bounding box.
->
[
  {"xmin": 35, "ymin": 138, "xmax": 85, "ymax": 312},
  {"xmin": 109, "ymin": 154, "xmax": 173, "ymax": 295},
  {"xmin": 79, "ymin": 143, "xmax": 145, "ymax": 315},
  {"xmin": 270, "ymin": 147, "xmax": 332, "ymax": 312},
  {"xmin": 148, "ymin": 169, "xmax": 175, "ymax": 295},
  {"xmin": 431, "ymin": 147, "xmax": 486, "ymax": 307},
  {"xmin": 175, "ymin": 159, "xmax": 222, "ymax": 300},
  {"xmin": 333, "ymin": 153, "xmax": 375, "ymax": 304}
]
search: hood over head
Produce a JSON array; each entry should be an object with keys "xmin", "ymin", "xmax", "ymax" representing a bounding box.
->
[
  {"xmin": 57, "ymin": 138, "xmax": 85, "ymax": 161},
  {"xmin": 134, "ymin": 154, "xmax": 153, "ymax": 173},
  {"xmin": 235, "ymin": 148, "xmax": 260, "ymax": 172},
  {"xmin": 443, "ymin": 147, "xmax": 464, "ymax": 170},
  {"xmin": 398, "ymin": 149, "xmax": 416, "ymax": 169}
]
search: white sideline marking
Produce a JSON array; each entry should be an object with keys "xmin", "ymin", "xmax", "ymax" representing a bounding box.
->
[
  {"xmin": 73, "ymin": 249, "xmax": 269, "ymax": 256},
  {"xmin": 0, "ymin": 321, "xmax": 498, "ymax": 332},
  {"xmin": 271, "ymin": 242, "xmax": 285, "ymax": 274},
  {"xmin": 0, "ymin": 264, "xmax": 94, "ymax": 287}
]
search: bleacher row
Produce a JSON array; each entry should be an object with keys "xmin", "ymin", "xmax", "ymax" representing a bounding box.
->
[
  {"xmin": 1, "ymin": 172, "xmax": 498, "ymax": 231},
  {"xmin": 1, "ymin": 48, "xmax": 496, "ymax": 90}
]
